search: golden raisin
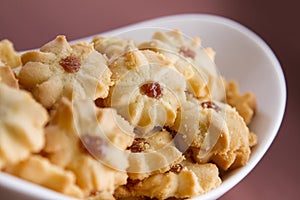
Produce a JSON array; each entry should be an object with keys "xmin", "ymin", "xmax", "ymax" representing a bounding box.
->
[
  {"xmin": 140, "ymin": 82, "xmax": 163, "ymax": 99},
  {"xmin": 59, "ymin": 55, "xmax": 81, "ymax": 73},
  {"xmin": 170, "ymin": 164, "xmax": 183, "ymax": 174},
  {"xmin": 127, "ymin": 138, "xmax": 149, "ymax": 153}
]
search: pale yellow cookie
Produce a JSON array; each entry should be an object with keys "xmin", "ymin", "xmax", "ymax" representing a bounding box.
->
[
  {"xmin": 0, "ymin": 83, "xmax": 48, "ymax": 169},
  {"xmin": 115, "ymin": 169, "xmax": 202, "ymax": 200},
  {"xmin": 115, "ymin": 160, "xmax": 220, "ymax": 199},
  {"xmin": 127, "ymin": 130, "xmax": 184, "ymax": 180},
  {"xmin": 0, "ymin": 61, "xmax": 18, "ymax": 88},
  {"xmin": 139, "ymin": 30, "xmax": 225, "ymax": 101},
  {"xmin": 5, "ymin": 155, "xmax": 84, "ymax": 198},
  {"xmin": 43, "ymin": 98, "xmax": 133, "ymax": 197},
  {"xmin": 170, "ymin": 98, "xmax": 253, "ymax": 170},
  {"xmin": 116, "ymin": 160, "xmax": 221, "ymax": 200},
  {"xmin": 0, "ymin": 31, "xmax": 258, "ymax": 200},
  {"xmin": 0, "ymin": 39, "xmax": 21, "ymax": 68},
  {"xmin": 93, "ymin": 36, "xmax": 136, "ymax": 61},
  {"xmin": 249, "ymin": 132, "xmax": 258, "ymax": 147},
  {"xmin": 106, "ymin": 49, "xmax": 186, "ymax": 134},
  {"xmin": 226, "ymin": 81, "xmax": 256, "ymax": 125},
  {"xmin": 210, "ymin": 102, "xmax": 252, "ymax": 170},
  {"xmin": 171, "ymin": 100, "xmax": 230, "ymax": 163},
  {"xmin": 18, "ymin": 35, "xmax": 113, "ymax": 108},
  {"xmin": 181, "ymin": 160, "xmax": 221, "ymax": 192}
]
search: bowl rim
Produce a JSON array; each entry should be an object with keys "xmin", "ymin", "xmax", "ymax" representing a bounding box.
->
[{"xmin": 0, "ymin": 13, "xmax": 287, "ymax": 200}]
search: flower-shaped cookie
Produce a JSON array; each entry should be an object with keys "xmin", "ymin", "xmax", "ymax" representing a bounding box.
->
[
  {"xmin": 171, "ymin": 100, "xmax": 230, "ymax": 163},
  {"xmin": 5, "ymin": 155, "xmax": 84, "ymax": 198},
  {"xmin": 210, "ymin": 102, "xmax": 256, "ymax": 170},
  {"xmin": 0, "ymin": 60, "xmax": 18, "ymax": 88},
  {"xmin": 43, "ymin": 98, "xmax": 134, "ymax": 197},
  {"xmin": 93, "ymin": 36, "xmax": 136, "ymax": 61},
  {"xmin": 126, "ymin": 130, "xmax": 184, "ymax": 180},
  {"xmin": 226, "ymin": 81, "xmax": 257, "ymax": 125},
  {"xmin": 181, "ymin": 160, "xmax": 221, "ymax": 193},
  {"xmin": 0, "ymin": 83, "xmax": 48, "ymax": 169},
  {"xmin": 0, "ymin": 39, "xmax": 21, "ymax": 68},
  {"xmin": 172, "ymin": 98, "xmax": 255, "ymax": 170},
  {"xmin": 107, "ymin": 49, "xmax": 187, "ymax": 134},
  {"xmin": 115, "ymin": 160, "xmax": 221, "ymax": 199},
  {"xmin": 18, "ymin": 35, "xmax": 113, "ymax": 108},
  {"xmin": 139, "ymin": 30, "xmax": 225, "ymax": 101}
]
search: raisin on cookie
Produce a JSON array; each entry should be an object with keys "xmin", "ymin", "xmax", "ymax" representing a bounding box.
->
[
  {"xmin": 139, "ymin": 30, "xmax": 225, "ymax": 101},
  {"xmin": 18, "ymin": 35, "xmax": 113, "ymax": 108}
]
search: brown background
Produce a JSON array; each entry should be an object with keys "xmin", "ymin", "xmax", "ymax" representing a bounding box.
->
[{"xmin": 1, "ymin": 0, "xmax": 299, "ymax": 199}]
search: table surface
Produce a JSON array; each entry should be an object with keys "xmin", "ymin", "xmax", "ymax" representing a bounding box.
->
[{"xmin": 1, "ymin": 0, "xmax": 299, "ymax": 199}]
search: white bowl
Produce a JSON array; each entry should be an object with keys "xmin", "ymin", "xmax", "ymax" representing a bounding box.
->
[{"xmin": 0, "ymin": 14, "xmax": 286, "ymax": 200}]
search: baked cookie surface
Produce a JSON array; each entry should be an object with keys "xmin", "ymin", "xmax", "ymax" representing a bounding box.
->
[
  {"xmin": 0, "ymin": 39, "xmax": 21, "ymax": 68},
  {"xmin": 139, "ymin": 30, "xmax": 225, "ymax": 101},
  {"xmin": 106, "ymin": 49, "xmax": 187, "ymax": 134},
  {"xmin": 0, "ymin": 30, "xmax": 258, "ymax": 200},
  {"xmin": 43, "ymin": 98, "xmax": 133, "ymax": 197},
  {"xmin": 0, "ymin": 83, "xmax": 48, "ymax": 169},
  {"xmin": 18, "ymin": 35, "xmax": 113, "ymax": 108},
  {"xmin": 0, "ymin": 62, "xmax": 19, "ymax": 88}
]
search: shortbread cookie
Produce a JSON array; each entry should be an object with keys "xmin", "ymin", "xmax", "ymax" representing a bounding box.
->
[
  {"xmin": 249, "ymin": 132, "xmax": 258, "ymax": 147},
  {"xmin": 0, "ymin": 39, "xmax": 21, "ymax": 68},
  {"xmin": 127, "ymin": 130, "xmax": 184, "ymax": 180},
  {"xmin": 0, "ymin": 30, "xmax": 258, "ymax": 200},
  {"xmin": 226, "ymin": 81, "xmax": 256, "ymax": 125},
  {"xmin": 209, "ymin": 102, "xmax": 254, "ymax": 170},
  {"xmin": 115, "ymin": 169, "xmax": 202, "ymax": 200},
  {"xmin": 181, "ymin": 160, "xmax": 221, "ymax": 192},
  {"xmin": 139, "ymin": 30, "xmax": 225, "ymax": 101},
  {"xmin": 43, "ymin": 98, "xmax": 133, "ymax": 197},
  {"xmin": 170, "ymin": 100, "xmax": 230, "ymax": 163},
  {"xmin": 5, "ymin": 155, "xmax": 84, "ymax": 198},
  {"xmin": 106, "ymin": 49, "xmax": 186, "ymax": 134},
  {"xmin": 115, "ymin": 161, "xmax": 220, "ymax": 200},
  {"xmin": 0, "ymin": 83, "xmax": 48, "ymax": 169},
  {"xmin": 18, "ymin": 35, "xmax": 113, "ymax": 108},
  {"xmin": 93, "ymin": 36, "xmax": 136, "ymax": 61},
  {"xmin": 0, "ymin": 62, "xmax": 18, "ymax": 88},
  {"xmin": 170, "ymin": 98, "xmax": 254, "ymax": 170}
]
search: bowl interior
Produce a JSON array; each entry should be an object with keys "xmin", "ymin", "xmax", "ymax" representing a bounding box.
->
[{"xmin": 0, "ymin": 14, "xmax": 286, "ymax": 200}]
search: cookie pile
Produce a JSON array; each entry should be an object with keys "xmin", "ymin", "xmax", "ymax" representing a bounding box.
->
[{"xmin": 0, "ymin": 30, "xmax": 257, "ymax": 200}]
